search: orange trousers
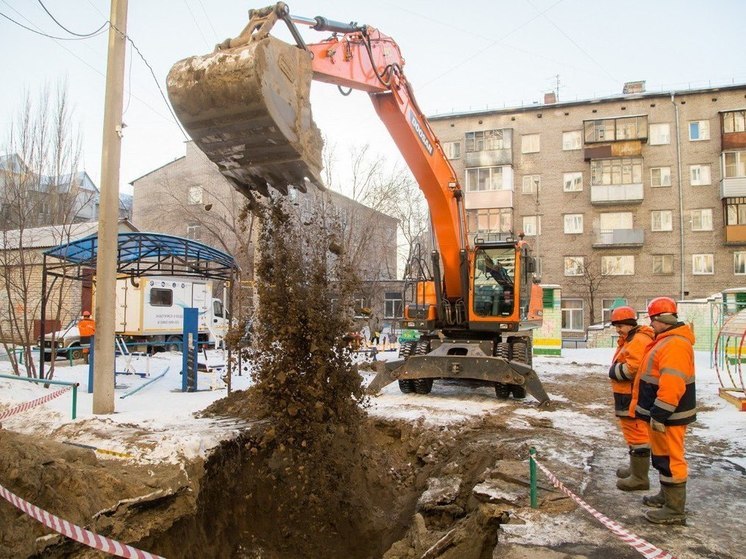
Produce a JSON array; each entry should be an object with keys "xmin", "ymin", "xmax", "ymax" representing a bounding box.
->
[
  {"xmin": 649, "ymin": 424, "xmax": 688, "ymax": 484},
  {"xmin": 619, "ymin": 417, "xmax": 649, "ymax": 448}
]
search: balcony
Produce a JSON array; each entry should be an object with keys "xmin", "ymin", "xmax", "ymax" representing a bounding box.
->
[
  {"xmin": 464, "ymin": 189, "xmax": 514, "ymax": 210},
  {"xmin": 583, "ymin": 140, "xmax": 643, "ymax": 161},
  {"xmin": 590, "ymin": 183, "xmax": 644, "ymax": 205},
  {"xmin": 463, "ymin": 148, "xmax": 513, "ymax": 168},
  {"xmin": 593, "ymin": 228, "xmax": 645, "ymax": 248},
  {"xmin": 721, "ymin": 177, "xmax": 746, "ymax": 199},
  {"xmin": 725, "ymin": 225, "xmax": 746, "ymax": 245}
]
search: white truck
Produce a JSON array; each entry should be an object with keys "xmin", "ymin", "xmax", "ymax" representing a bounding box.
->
[{"xmin": 41, "ymin": 276, "xmax": 228, "ymax": 359}]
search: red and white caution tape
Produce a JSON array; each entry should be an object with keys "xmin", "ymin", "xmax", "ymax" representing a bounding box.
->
[
  {"xmin": 0, "ymin": 482, "xmax": 165, "ymax": 559},
  {"xmin": 0, "ymin": 385, "xmax": 72, "ymax": 421},
  {"xmin": 532, "ymin": 457, "xmax": 677, "ymax": 559}
]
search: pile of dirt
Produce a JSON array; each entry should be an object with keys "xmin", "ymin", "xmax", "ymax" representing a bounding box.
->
[{"xmin": 0, "ymin": 429, "xmax": 192, "ymax": 559}]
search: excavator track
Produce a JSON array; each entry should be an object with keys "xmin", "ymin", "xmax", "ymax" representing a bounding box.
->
[{"xmin": 167, "ymin": 35, "xmax": 323, "ymax": 197}]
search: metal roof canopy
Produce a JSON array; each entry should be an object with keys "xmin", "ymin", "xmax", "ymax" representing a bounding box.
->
[{"xmin": 43, "ymin": 231, "xmax": 238, "ymax": 281}]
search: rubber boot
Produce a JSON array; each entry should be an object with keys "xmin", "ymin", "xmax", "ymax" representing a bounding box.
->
[
  {"xmin": 645, "ymin": 483, "xmax": 686, "ymax": 525},
  {"xmin": 616, "ymin": 450, "xmax": 650, "ymax": 491},
  {"xmin": 643, "ymin": 489, "xmax": 665, "ymax": 508},
  {"xmin": 616, "ymin": 450, "xmax": 631, "ymax": 478}
]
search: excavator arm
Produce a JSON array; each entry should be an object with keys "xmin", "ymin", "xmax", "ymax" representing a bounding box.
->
[{"xmin": 167, "ymin": 2, "xmax": 467, "ymax": 300}]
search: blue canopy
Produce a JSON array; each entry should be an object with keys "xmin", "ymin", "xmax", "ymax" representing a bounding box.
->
[{"xmin": 43, "ymin": 232, "xmax": 237, "ymax": 281}]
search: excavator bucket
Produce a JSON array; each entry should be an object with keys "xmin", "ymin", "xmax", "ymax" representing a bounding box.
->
[{"xmin": 166, "ymin": 35, "xmax": 323, "ymax": 197}]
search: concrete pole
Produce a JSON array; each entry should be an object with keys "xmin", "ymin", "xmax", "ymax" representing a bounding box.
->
[{"xmin": 93, "ymin": 0, "xmax": 128, "ymax": 414}]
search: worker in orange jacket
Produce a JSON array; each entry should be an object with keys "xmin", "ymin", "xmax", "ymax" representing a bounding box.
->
[
  {"xmin": 630, "ymin": 297, "xmax": 696, "ymax": 525},
  {"xmin": 607, "ymin": 306, "xmax": 655, "ymax": 491},
  {"xmin": 78, "ymin": 310, "xmax": 96, "ymax": 359}
]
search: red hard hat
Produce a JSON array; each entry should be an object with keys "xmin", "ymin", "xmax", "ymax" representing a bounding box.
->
[
  {"xmin": 83, "ymin": 311, "xmax": 91, "ymax": 317},
  {"xmin": 647, "ymin": 297, "xmax": 677, "ymax": 318},
  {"xmin": 610, "ymin": 306, "xmax": 636, "ymax": 324}
]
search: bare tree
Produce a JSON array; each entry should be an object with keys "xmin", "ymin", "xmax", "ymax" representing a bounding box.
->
[
  {"xmin": 565, "ymin": 256, "xmax": 609, "ymax": 326},
  {"xmin": 0, "ymin": 84, "xmax": 87, "ymax": 377}
]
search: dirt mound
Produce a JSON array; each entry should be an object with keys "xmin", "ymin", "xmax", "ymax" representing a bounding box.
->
[{"xmin": 0, "ymin": 429, "xmax": 190, "ymax": 559}]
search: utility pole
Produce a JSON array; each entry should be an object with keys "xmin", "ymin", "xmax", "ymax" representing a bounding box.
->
[
  {"xmin": 534, "ymin": 178, "xmax": 541, "ymax": 279},
  {"xmin": 93, "ymin": 0, "xmax": 128, "ymax": 414}
]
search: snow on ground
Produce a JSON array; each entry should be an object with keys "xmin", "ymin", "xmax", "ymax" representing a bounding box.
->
[{"xmin": 1, "ymin": 347, "xmax": 744, "ymax": 467}]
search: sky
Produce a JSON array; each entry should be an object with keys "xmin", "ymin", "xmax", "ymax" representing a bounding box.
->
[{"xmin": 1, "ymin": 0, "xmax": 746, "ymax": 196}]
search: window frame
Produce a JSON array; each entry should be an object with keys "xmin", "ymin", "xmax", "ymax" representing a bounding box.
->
[
  {"xmin": 561, "ymin": 298, "xmax": 584, "ymax": 332},
  {"xmin": 723, "ymin": 110, "xmax": 746, "ymax": 133},
  {"xmin": 650, "ymin": 166, "xmax": 672, "ymax": 188},
  {"xmin": 562, "ymin": 130, "xmax": 582, "ymax": 151},
  {"xmin": 465, "ymin": 129, "xmax": 506, "ymax": 152},
  {"xmin": 688, "ymin": 120, "xmax": 710, "ymax": 141},
  {"xmin": 648, "ymin": 123, "xmax": 671, "ymax": 145},
  {"xmin": 563, "ymin": 256, "xmax": 585, "ymax": 276},
  {"xmin": 652, "ymin": 254, "xmax": 674, "ymax": 275},
  {"xmin": 692, "ymin": 253, "xmax": 714, "ymax": 275},
  {"xmin": 563, "ymin": 171, "xmax": 583, "ymax": 192},
  {"xmin": 690, "ymin": 164, "xmax": 712, "ymax": 186},
  {"xmin": 443, "ymin": 141, "xmax": 461, "ymax": 159},
  {"xmin": 465, "ymin": 166, "xmax": 508, "ymax": 192},
  {"xmin": 650, "ymin": 210, "xmax": 673, "ymax": 232},
  {"xmin": 563, "ymin": 213, "xmax": 584, "ymax": 234},
  {"xmin": 590, "ymin": 158, "xmax": 643, "ymax": 186},
  {"xmin": 691, "ymin": 208, "xmax": 713, "ymax": 232},
  {"xmin": 522, "ymin": 215, "xmax": 542, "ymax": 236},
  {"xmin": 601, "ymin": 255, "xmax": 635, "ymax": 276},
  {"xmin": 521, "ymin": 133, "xmax": 540, "ymax": 154},
  {"xmin": 734, "ymin": 252, "xmax": 746, "ymax": 275},
  {"xmin": 724, "ymin": 151, "xmax": 746, "ymax": 179},
  {"xmin": 150, "ymin": 288, "xmax": 173, "ymax": 307},
  {"xmin": 521, "ymin": 175, "xmax": 541, "ymax": 194}
]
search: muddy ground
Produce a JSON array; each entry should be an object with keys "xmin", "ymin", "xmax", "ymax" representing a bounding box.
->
[{"xmin": 1, "ymin": 359, "xmax": 742, "ymax": 559}]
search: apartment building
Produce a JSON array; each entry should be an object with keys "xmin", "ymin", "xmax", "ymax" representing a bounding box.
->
[{"xmin": 429, "ymin": 82, "xmax": 746, "ymax": 337}]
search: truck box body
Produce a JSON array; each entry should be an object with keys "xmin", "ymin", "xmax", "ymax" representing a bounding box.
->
[{"xmin": 114, "ymin": 276, "xmax": 213, "ymax": 336}]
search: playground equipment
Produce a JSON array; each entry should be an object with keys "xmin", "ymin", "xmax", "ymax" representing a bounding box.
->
[{"xmin": 714, "ymin": 308, "xmax": 746, "ymax": 411}]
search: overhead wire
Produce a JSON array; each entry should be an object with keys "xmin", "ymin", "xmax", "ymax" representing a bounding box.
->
[
  {"xmin": 0, "ymin": 9, "xmax": 106, "ymax": 40},
  {"xmin": 36, "ymin": 0, "xmax": 107, "ymax": 37}
]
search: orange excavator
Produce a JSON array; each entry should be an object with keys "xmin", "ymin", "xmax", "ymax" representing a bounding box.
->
[{"xmin": 167, "ymin": 3, "xmax": 550, "ymax": 404}]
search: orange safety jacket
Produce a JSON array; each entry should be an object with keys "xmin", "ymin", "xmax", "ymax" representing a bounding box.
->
[
  {"xmin": 78, "ymin": 318, "xmax": 96, "ymax": 337},
  {"xmin": 608, "ymin": 325, "xmax": 654, "ymax": 417},
  {"xmin": 631, "ymin": 323, "xmax": 696, "ymax": 426}
]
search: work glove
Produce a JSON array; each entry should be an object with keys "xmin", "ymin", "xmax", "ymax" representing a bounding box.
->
[{"xmin": 650, "ymin": 418, "xmax": 666, "ymax": 433}]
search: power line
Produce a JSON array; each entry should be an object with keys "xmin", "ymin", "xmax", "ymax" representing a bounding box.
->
[
  {"xmin": 0, "ymin": 9, "xmax": 106, "ymax": 41},
  {"xmin": 36, "ymin": 0, "xmax": 108, "ymax": 37}
]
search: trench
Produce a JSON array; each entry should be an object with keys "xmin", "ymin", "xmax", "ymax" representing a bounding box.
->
[{"xmin": 133, "ymin": 416, "xmax": 523, "ymax": 559}]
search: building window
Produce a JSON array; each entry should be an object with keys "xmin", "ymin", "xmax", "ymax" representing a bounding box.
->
[
  {"xmin": 602, "ymin": 298, "xmax": 628, "ymax": 323},
  {"xmin": 186, "ymin": 223, "xmax": 202, "ymax": 240},
  {"xmin": 562, "ymin": 299, "xmax": 584, "ymax": 331},
  {"xmin": 651, "ymin": 210, "xmax": 673, "ymax": 232},
  {"xmin": 691, "ymin": 208, "xmax": 713, "ymax": 231},
  {"xmin": 187, "ymin": 185, "xmax": 203, "ymax": 205},
  {"xmin": 692, "ymin": 254, "xmax": 714, "ymax": 275},
  {"xmin": 562, "ymin": 130, "xmax": 582, "ymax": 150},
  {"xmin": 726, "ymin": 198, "xmax": 746, "ymax": 225},
  {"xmin": 649, "ymin": 123, "xmax": 671, "ymax": 145},
  {"xmin": 467, "ymin": 208, "xmax": 512, "ymax": 234},
  {"xmin": 521, "ymin": 134, "xmax": 540, "ymax": 154},
  {"xmin": 652, "ymin": 254, "xmax": 674, "ymax": 275},
  {"xmin": 384, "ymin": 291, "xmax": 403, "ymax": 318},
  {"xmin": 443, "ymin": 141, "xmax": 461, "ymax": 159},
  {"xmin": 522, "ymin": 175, "xmax": 540, "ymax": 194},
  {"xmin": 734, "ymin": 252, "xmax": 746, "ymax": 275},
  {"xmin": 650, "ymin": 167, "xmax": 671, "ymax": 187},
  {"xmin": 465, "ymin": 129, "xmax": 506, "ymax": 152},
  {"xmin": 564, "ymin": 214, "xmax": 583, "ymax": 234},
  {"xmin": 466, "ymin": 166, "xmax": 507, "ymax": 191},
  {"xmin": 601, "ymin": 255, "xmax": 634, "ymax": 276},
  {"xmin": 689, "ymin": 120, "xmax": 710, "ymax": 141},
  {"xmin": 522, "ymin": 215, "xmax": 541, "ymax": 236},
  {"xmin": 690, "ymin": 164, "xmax": 712, "ymax": 185},
  {"xmin": 563, "ymin": 171, "xmax": 583, "ymax": 192},
  {"xmin": 724, "ymin": 151, "xmax": 746, "ymax": 178},
  {"xmin": 584, "ymin": 116, "xmax": 647, "ymax": 143},
  {"xmin": 564, "ymin": 256, "xmax": 585, "ymax": 276},
  {"xmin": 590, "ymin": 158, "xmax": 643, "ymax": 185},
  {"xmin": 723, "ymin": 110, "xmax": 746, "ymax": 133}
]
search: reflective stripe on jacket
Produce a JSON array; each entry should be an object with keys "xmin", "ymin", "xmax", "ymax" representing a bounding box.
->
[
  {"xmin": 632, "ymin": 323, "xmax": 696, "ymax": 426},
  {"xmin": 609, "ymin": 325, "xmax": 654, "ymax": 417}
]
